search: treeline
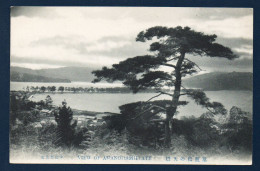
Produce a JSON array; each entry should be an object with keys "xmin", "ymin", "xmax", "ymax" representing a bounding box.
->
[{"xmin": 24, "ymin": 86, "xmax": 160, "ymax": 93}]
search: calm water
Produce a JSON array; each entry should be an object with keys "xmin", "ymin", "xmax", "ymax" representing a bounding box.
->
[
  {"xmin": 11, "ymin": 82, "xmax": 252, "ymax": 118},
  {"xmin": 31, "ymin": 91, "xmax": 252, "ymax": 119}
]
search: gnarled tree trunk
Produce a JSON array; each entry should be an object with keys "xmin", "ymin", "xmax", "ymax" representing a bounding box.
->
[{"xmin": 164, "ymin": 52, "xmax": 185, "ymax": 148}]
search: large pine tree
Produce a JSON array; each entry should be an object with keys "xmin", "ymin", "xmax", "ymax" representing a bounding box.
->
[{"xmin": 92, "ymin": 26, "xmax": 237, "ymax": 147}]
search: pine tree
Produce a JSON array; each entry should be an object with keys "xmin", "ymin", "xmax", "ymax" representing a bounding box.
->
[
  {"xmin": 45, "ymin": 95, "xmax": 53, "ymax": 109},
  {"xmin": 54, "ymin": 101, "xmax": 77, "ymax": 147},
  {"xmin": 92, "ymin": 26, "xmax": 237, "ymax": 147}
]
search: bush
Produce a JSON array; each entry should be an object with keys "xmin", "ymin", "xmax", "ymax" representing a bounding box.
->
[
  {"xmin": 219, "ymin": 106, "xmax": 252, "ymax": 152},
  {"xmin": 104, "ymin": 110, "xmax": 165, "ymax": 148},
  {"xmin": 103, "ymin": 115, "xmax": 127, "ymax": 132},
  {"xmin": 10, "ymin": 110, "xmax": 40, "ymax": 126},
  {"xmin": 172, "ymin": 116, "xmax": 220, "ymax": 148},
  {"xmin": 172, "ymin": 107, "xmax": 252, "ymax": 153},
  {"xmin": 221, "ymin": 120, "xmax": 252, "ymax": 152},
  {"xmin": 85, "ymin": 128, "xmax": 130, "ymax": 156},
  {"xmin": 105, "ymin": 102, "xmax": 252, "ymax": 155},
  {"xmin": 74, "ymin": 127, "xmax": 90, "ymax": 148}
]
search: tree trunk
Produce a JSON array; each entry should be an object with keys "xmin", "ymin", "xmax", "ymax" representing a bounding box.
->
[
  {"xmin": 164, "ymin": 118, "xmax": 171, "ymax": 148},
  {"xmin": 164, "ymin": 52, "xmax": 185, "ymax": 148},
  {"xmin": 165, "ymin": 107, "xmax": 174, "ymax": 148}
]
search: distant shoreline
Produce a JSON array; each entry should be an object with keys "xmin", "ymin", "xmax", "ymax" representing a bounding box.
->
[{"xmin": 10, "ymin": 89, "xmax": 252, "ymax": 95}]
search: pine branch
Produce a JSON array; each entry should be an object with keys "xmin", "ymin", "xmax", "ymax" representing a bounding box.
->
[
  {"xmin": 130, "ymin": 104, "xmax": 166, "ymax": 120},
  {"xmin": 162, "ymin": 63, "xmax": 176, "ymax": 68},
  {"xmin": 150, "ymin": 119, "xmax": 166, "ymax": 122},
  {"xmin": 152, "ymin": 104, "xmax": 167, "ymax": 111},
  {"xmin": 157, "ymin": 91, "xmax": 173, "ymax": 97},
  {"xmin": 184, "ymin": 89, "xmax": 226, "ymax": 115},
  {"xmin": 131, "ymin": 106, "xmax": 155, "ymax": 119},
  {"xmin": 181, "ymin": 85, "xmax": 188, "ymax": 90},
  {"xmin": 166, "ymin": 57, "xmax": 178, "ymax": 62},
  {"xmin": 146, "ymin": 93, "xmax": 163, "ymax": 102}
]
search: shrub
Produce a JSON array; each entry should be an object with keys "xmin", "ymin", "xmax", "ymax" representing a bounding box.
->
[
  {"xmin": 219, "ymin": 106, "xmax": 252, "ymax": 152},
  {"xmin": 86, "ymin": 128, "xmax": 130, "ymax": 156},
  {"xmin": 172, "ymin": 116, "xmax": 220, "ymax": 148},
  {"xmin": 74, "ymin": 127, "xmax": 90, "ymax": 148},
  {"xmin": 103, "ymin": 115, "xmax": 127, "ymax": 132}
]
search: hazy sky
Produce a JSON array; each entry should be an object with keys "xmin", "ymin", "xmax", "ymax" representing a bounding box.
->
[{"xmin": 11, "ymin": 7, "xmax": 253, "ymax": 73}]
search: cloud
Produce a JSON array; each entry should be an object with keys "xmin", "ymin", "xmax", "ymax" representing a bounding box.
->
[
  {"xmin": 216, "ymin": 37, "xmax": 253, "ymax": 49},
  {"xmin": 11, "ymin": 63, "xmax": 64, "ymax": 70},
  {"xmin": 186, "ymin": 55, "xmax": 253, "ymax": 73},
  {"xmin": 184, "ymin": 36, "xmax": 253, "ymax": 72},
  {"xmin": 216, "ymin": 37, "xmax": 253, "ymax": 59},
  {"xmin": 13, "ymin": 35, "xmax": 253, "ymax": 72},
  {"xmin": 31, "ymin": 35, "xmax": 149, "ymax": 59},
  {"xmin": 198, "ymin": 15, "xmax": 253, "ymax": 39},
  {"xmin": 85, "ymin": 8, "xmax": 252, "ymax": 23},
  {"xmin": 88, "ymin": 41, "xmax": 149, "ymax": 59},
  {"xmin": 11, "ymin": 55, "xmax": 100, "ymax": 68},
  {"xmin": 11, "ymin": 7, "xmax": 253, "ymax": 71},
  {"xmin": 31, "ymin": 35, "xmax": 91, "ymax": 52},
  {"xmin": 187, "ymin": 8, "xmax": 252, "ymax": 20},
  {"xmin": 11, "ymin": 7, "xmax": 60, "ymax": 18},
  {"xmin": 30, "ymin": 34, "xmax": 253, "ymax": 62}
]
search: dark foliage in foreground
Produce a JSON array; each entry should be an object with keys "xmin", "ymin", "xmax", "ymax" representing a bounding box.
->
[
  {"xmin": 10, "ymin": 92, "xmax": 89, "ymax": 149},
  {"xmin": 104, "ymin": 105, "xmax": 252, "ymax": 153},
  {"xmin": 220, "ymin": 107, "xmax": 252, "ymax": 151},
  {"xmin": 10, "ymin": 93, "xmax": 43, "ymax": 126},
  {"xmin": 9, "ymin": 91, "xmax": 251, "ymax": 158}
]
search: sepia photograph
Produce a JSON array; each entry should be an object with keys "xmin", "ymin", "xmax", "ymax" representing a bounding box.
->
[{"xmin": 10, "ymin": 7, "xmax": 253, "ymax": 164}]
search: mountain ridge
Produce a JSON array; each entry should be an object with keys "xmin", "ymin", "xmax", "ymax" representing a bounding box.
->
[
  {"xmin": 10, "ymin": 66, "xmax": 253, "ymax": 90},
  {"xmin": 11, "ymin": 66, "xmax": 96, "ymax": 82},
  {"xmin": 183, "ymin": 71, "xmax": 252, "ymax": 91},
  {"xmin": 10, "ymin": 70, "xmax": 71, "ymax": 83}
]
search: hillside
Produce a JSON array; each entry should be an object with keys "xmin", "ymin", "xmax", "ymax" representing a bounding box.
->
[
  {"xmin": 11, "ymin": 66, "xmax": 96, "ymax": 82},
  {"xmin": 10, "ymin": 67, "xmax": 253, "ymax": 91},
  {"xmin": 183, "ymin": 72, "xmax": 253, "ymax": 91},
  {"xmin": 10, "ymin": 71, "xmax": 71, "ymax": 83}
]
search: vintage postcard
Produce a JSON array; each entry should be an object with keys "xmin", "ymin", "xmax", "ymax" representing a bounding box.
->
[{"xmin": 10, "ymin": 7, "xmax": 253, "ymax": 164}]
